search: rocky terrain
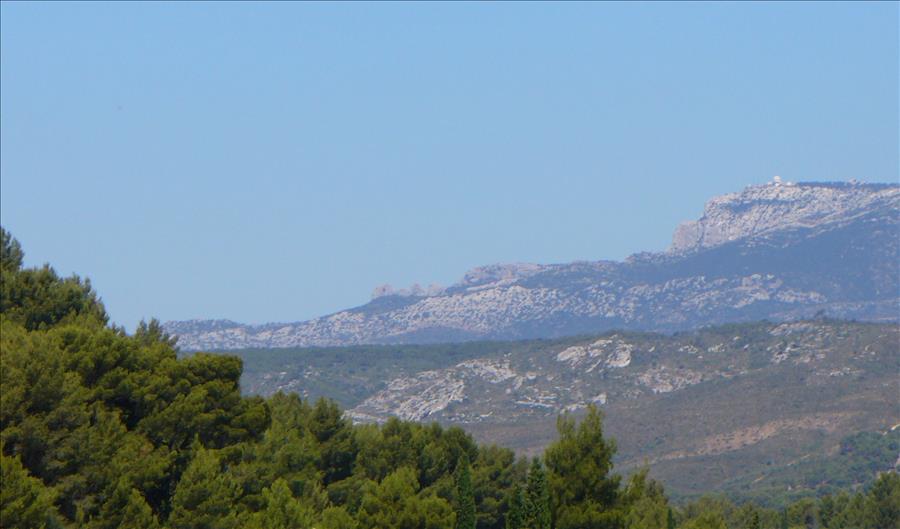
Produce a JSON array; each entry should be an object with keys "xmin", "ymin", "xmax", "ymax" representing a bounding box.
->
[
  {"xmin": 165, "ymin": 180, "xmax": 899, "ymax": 351},
  {"xmin": 166, "ymin": 180, "xmax": 900, "ymax": 500},
  {"xmin": 228, "ymin": 320, "xmax": 900, "ymax": 500},
  {"xmin": 669, "ymin": 179, "xmax": 898, "ymax": 252}
]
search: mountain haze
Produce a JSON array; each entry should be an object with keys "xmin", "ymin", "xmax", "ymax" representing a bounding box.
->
[{"xmin": 165, "ymin": 180, "xmax": 899, "ymax": 350}]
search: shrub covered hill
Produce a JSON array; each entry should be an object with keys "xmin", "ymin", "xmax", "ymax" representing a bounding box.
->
[
  {"xmin": 2, "ymin": 227, "xmax": 899, "ymax": 529},
  {"xmin": 234, "ymin": 320, "xmax": 900, "ymax": 504}
]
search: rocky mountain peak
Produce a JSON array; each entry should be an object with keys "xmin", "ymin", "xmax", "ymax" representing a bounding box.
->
[
  {"xmin": 670, "ymin": 179, "xmax": 899, "ymax": 253},
  {"xmin": 455, "ymin": 262, "xmax": 548, "ymax": 290},
  {"xmin": 164, "ymin": 179, "xmax": 899, "ymax": 351},
  {"xmin": 371, "ymin": 283, "xmax": 444, "ymax": 300}
]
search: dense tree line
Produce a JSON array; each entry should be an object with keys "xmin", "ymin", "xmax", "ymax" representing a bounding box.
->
[{"xmin": 1, "ymin": 227, "xmax": 897, "ymax": 529}]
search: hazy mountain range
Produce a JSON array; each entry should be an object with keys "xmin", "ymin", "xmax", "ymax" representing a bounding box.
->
[
  {"xmin": 165, "ymin": 179, "xmax": 899, "ymax": 351},
  {"xmin": 166, "ymin": 179, "xmax": 900, "ymax": 500}
]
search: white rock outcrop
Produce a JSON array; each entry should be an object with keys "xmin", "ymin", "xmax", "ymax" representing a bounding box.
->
[
  {"xmin": 671, "ymin": 180, "xmax": 899, "ymax": 253},
  {"xmin": 166, "ymin": 181, "xmax": 899, "ymax": 351}
]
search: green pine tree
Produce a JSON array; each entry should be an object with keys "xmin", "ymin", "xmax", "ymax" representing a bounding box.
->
[
  {"xmin": 0, "ymin": 450, "xmax": 63, "ymax": 529},
  {"xmin": 748, "ymin": 510, "xmax": 761, "ymax": 529},
  {"xmin": 0, "ymin": 227, "xmax": 23, "ymax": 272},
  {"xmin": 506, "ymin": 484, "xmax": 525, "ymax": 529},
  {"xmin": 168, "ymin": 447, "xmax": 240, "ymax": 529},
  {"xmin": 623, "ymin": 468, "xmax": 669, "ymax": 529},
  {"xmin": 456, "ymin": 457, "xmax": 476, "ymax": 529},
  {"xmin": 524, "ymin": 458, "xmax": 551, "ymax": 529},
  {"xmin": 864, "ymin": 472, "xmax": 900, "ymax": 529},
  {"xmin": 682, "ymin": 511, "xmax": 727, "ymax": 529},
  {"xmin": 253, "ymin": 478, "xmax": 315, "ymax": 529},
  {"xmin": 318, "ymin": 506, "xmax": 359, "ymax": 529},
  {"xmin": 92, "ymin": 479, "xmax": 160, "ymax": 529},
  {"xmin": 544, "ymin": 405, "xmax": 622, "ymax": 529}
]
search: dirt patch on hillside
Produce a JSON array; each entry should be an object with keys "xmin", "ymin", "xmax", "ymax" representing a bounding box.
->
[{"xmin": 654, "ymin": 412, "xmax": 851, "ymax": 462}]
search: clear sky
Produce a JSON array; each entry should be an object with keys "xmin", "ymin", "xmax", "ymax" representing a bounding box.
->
[{"xmin": 1, "ymin": 2, "xmax": 897, "ymax": 329}]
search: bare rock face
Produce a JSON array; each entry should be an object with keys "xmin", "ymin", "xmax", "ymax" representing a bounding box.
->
[
  {"xmin": 371, "ymin": 282, "xmax": 445, "ymax": 300},
  {"xmin": 166, "ymin": 180, "xmax": 899, "ymax": 351},
  {"xmin": 670, "ymin": 179, "xmax": 899, "ymax": 252},
  {"xmin": 456, "ymin": 263, "xmax": 549, "ymax": 291}
]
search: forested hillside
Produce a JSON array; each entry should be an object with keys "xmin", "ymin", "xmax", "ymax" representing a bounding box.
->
[
  {"xmin": 230, "ymin": 320, "xmax": 899, "ymax": 504},
  {"xmin": 1, "ymin": 227, "xmax": 898, "ymax": 529}
]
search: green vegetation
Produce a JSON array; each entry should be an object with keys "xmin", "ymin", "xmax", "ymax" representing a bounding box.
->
[
  {"xmin": 232, "ymin": 319, "xmax": 899, "ymax": 506},
  {"xmin": 713, "ymin": 429, "xmax": 900, "ymax": 507},
  {"xmin": 232, "ymin": 340, "xmax": 559, "ymax": 410},
  {"xmin": 456, "ymin": 457, "xmax": 476, "ymax": 529},
  {"xmin": 1, "ymin": 227, "xmax": 898, "ymax": 529}
]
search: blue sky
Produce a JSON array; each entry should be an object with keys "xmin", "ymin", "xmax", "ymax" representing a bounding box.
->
[{"xmin": 1, "ymin": 2, "xmax": 897, "ymax": 328}]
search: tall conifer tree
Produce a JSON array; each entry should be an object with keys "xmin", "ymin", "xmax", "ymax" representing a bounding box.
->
[
  {"xmin": 506, "ymin": 485, "xmax": 525, "ymax": 529},
  {"xmin": 524, "ymin": 458, "xmax": 551, "ymax": 529},
  {"xmin": 456, "ymin": 457, "xmax": 476, "ymax": 529},
  {"xmin": 544, "ymin": 405, "xmax": 622, "ymax": 529}
]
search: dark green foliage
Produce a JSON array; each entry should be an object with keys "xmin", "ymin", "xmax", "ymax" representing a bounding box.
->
[
  {"xmin": 249, "ymin": 478, "xmax": 315, "ymax": 529},
  {"xmin": 623, "ymin": 469, "xmax": 669, "ymax": 529},
  {"xmin": 168, "ymin": 447, "xmax": 241, "ymax": 529},
  {"xmin": 723, "ymin": 430, "xmax": 900, "ymax": 507},
  {"xmin": 545, "ymin": 405, "xmax": 623, "ymax": 529},
  {"xmin": 473, "ymin": 445, "xmax": 527, "ymax": 529},
  {"xmin": 309, "ymin": 398, "xmax": 357, "ymax": 485},
  {"xmin": 92, "ymin": 479, "xmax": 160, "ymax": 529},
  {"xmin": 319, "ymin": 505, "xmax": 358, "ymax": 529},
  {"xmin": 357, "ymin": 466, "xmax": 456, "ymax": 529},
  {"xmin": 524, "ymin": 458, "xmax": 551, "ymax": 529},
  {"xmin": 0, "ymin": 228, "xmax": 23, "ymax": 272},
  {"xmin": 0, "ymin": 228, "xmax": 106, "ymax": 331},
  {"xmin": 680, "ymin": 511, "xmax": 727, "ymax": 529},
  {"xmin": 865, "ymin": 472, "xmax": 900, "ymax": 529},
  {"xmin": 456, "ymin": 456, "xmax": 476, "ymax": 529},
  {"xmin": 134, "ymin": 318, "xmax": 179, "ymax": 349},
  {"xmin": 673, "ymin": 477, "xmax": 900, "ymax": 529},
  {"xmin": 0, "ymin": 263, "xmax": 107, "ymax": 331},
  {"xmin": 0, "ymin": 449, "xmax": 63, "ymax": 529},
  {"xmin": 1, "ymin": 228, "xmax": 898, "ymax": 529},
  {"xmin": 506, "ymin": 485, "xmax": 525, "ymax": 529}
]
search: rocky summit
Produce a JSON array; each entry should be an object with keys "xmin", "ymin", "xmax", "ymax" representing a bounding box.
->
[{"xmin": 165, "ymin": 180, "xmax": 899, "ymax": 351}]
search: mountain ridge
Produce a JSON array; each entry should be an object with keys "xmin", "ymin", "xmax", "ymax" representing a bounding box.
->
[{"xmin": 165, "ymin": 180, "xmax": 899, "ymax": 350}]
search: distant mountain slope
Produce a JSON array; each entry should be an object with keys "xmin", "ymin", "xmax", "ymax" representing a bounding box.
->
[
  {"xmin": 165, "ymin": 180, "xmax": 899, "ymax": 350},
  {"xmin": 226, "ymin": 320, "xmax": 900, "ymax": 502}
]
